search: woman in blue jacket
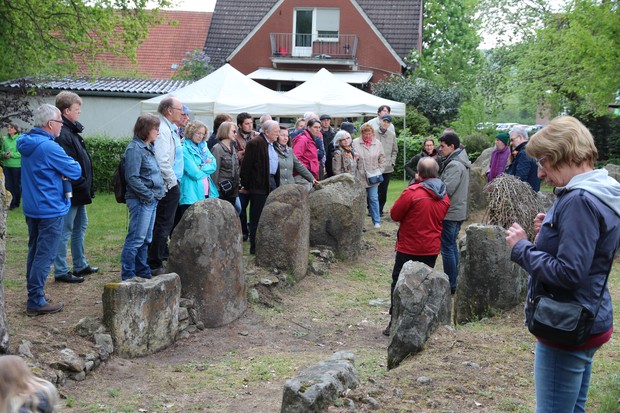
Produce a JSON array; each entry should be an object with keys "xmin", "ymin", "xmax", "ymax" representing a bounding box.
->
[
  {"xmin": 121, "ymin": 113, "xmax": 165, "ymax": 281},
  {"xmin": 506, "ymin": 116, "xmax": 620, "ymax": 413},
  {"xmin": 178, "ymin": 121, "xmax": 218, "ymax": 219}
]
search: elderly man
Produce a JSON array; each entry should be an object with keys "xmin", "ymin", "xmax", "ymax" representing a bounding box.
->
[
  {"xmin": 506, "ymin": 126, "xmax": 540, "ymax": 191},
  {"xmin": 53, "ymin": 91, "xmax": 97, "ymax": 284},
  {"xmin": 239, "ymin": 120, "xmax": 280, "ymax": 254},
  {"xmin": 147, "ymin": 96, "xmax": 184, "ymax": 275},
  {"xmin": 438, "ymin": 131, "xmax": 470, "ymax": 295},
  {"xmin": 18, "ymin": 104, "xmax": 82, "ymax": 316},
  {"xmin": 385, "ymin": 157, "xmax": 450, "ymax": 335},
  {"xmin": 373, "ymin": 115, "xmax": 398, "ymax": 216}
]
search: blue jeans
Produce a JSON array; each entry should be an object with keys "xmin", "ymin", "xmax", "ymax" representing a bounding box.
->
[
  {"xmin": 54, "ymin": 205, "xmax": 89, "ymax": 276},
  {"xmin": 367, "ymin": 185, "xmax": 380, "ymax": 225},
  {"xmin": 534, "ymin": 341, "xmax": 599, "ymax": 412},
  {"xmin": 26, "ymin": 216, "xmax": 63, "ymax": 309},
  {"xmin": 121, "ymin": 198, "xmax": 157, "ymax": 280},
  {"xmin": 440, "ymin": 220, "xmax": 462, "ymax": 291}
]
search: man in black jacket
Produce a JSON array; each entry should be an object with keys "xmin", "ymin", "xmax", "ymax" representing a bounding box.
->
[
  {"xmin": 239, "ymin": 120, "xmax": 280, "ymax": 254},
  {"xmin": 53, "ymin": 91, "xmax": 98, "ymax": 283}
]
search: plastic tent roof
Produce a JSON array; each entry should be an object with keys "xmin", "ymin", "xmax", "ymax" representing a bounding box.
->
[
  {"xmin": 284, "ymin": 68, "xmax": 406, "ymax": 117},
  {"xmin": 140, "ymin": 64, "xmax": 310, "ymax": 116}
]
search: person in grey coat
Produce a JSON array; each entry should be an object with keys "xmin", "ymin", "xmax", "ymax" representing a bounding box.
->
[
  {"xmin": 438, "ymin": 131, "xmax": 471, "ymax": 294},
  {"xmin": 275, "ymin": 126, "xmax": 316, "ymax": 188}
]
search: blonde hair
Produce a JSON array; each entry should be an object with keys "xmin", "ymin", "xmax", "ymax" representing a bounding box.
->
[
  {"xmin": 217, "ymin": 121, "xmax": 236, "ymax": 141},
  {"xmin": 359, "ymin": 123, "xmax": 374, "ymax": 135},
  {"xmin": 185, "ymin": 120, "xmax": 208, "ymax": 142},
  {"xmin": 526, "ymin": 116, "xmax": 597, "ymax": 169},
  {"xmin": 0, "ymin": 356, "xmax": 59, "ymax": 413}
]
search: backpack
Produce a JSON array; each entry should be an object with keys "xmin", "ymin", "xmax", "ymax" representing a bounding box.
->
[{"xmin": 113, "ymin": 156, "xmax": 126, "ymax": 203}]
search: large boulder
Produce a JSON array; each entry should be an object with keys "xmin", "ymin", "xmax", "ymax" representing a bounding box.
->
[
  {"xmin": 0, "ymin": 170, "xmax": 10, "ymax": 353},
  {"xmin": 604, "ymin": 164, "xmax": 620, "ymax": 182},
  {"xmin": 455, "ymin": 224, "xmax": 529, "ymax": 324},
  {"xmin": 472, "ymin": 146, "xmax": 494, "ymax": 170},
  {"xmin": 468, "ymin": 166, "xmax": 489, "ymax": 212},
  {"xmin": 256, "ymin": 185, "xmax": 310, "ymax": 281},
  {"xmin": 387, "ymin": 261, "xmax": 451, "ymax": 370},
  {"xmin": 102, "ymin": 273, "xmax": 180, "ymax": 358},
  {"xmin": 281, "ymin": 352, "xmax": 359, "ymax": 413},
  {"xmin": 308, "ymin": 174, "xmax": 365, "ymax": 260},
  {"xmin": 168, "ymin": 198, "xmax": 246, "ymax": 328}
]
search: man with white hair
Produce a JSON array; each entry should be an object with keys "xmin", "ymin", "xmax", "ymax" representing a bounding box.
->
[
  {"xmin": 239, "ymin": 119, "xmax": 281, "ymax": 254},
  {"xmin": 17, "ymin": 104, "xmax": 82, "ymax": 316},
  {"xmin": 507, "ymin": 126, "xmax": 540, "ymax": 191}
]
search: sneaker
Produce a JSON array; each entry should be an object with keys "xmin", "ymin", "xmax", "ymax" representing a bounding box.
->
[
  {"xmin": 374, "ymin": 223, "xmax": 381, "ymax": 229},
  {"xmin": 26, "ymin": 302, "xmax": 64, "ymax": 317}
]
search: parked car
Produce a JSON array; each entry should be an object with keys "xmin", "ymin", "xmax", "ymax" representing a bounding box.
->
[
  {"xmin": 495, "ymin": 122, "xmax": 518, "ymax": 132},
  {"xmin": 526, "ymin": 124, "xmax": 544, "ymax": 135},
  {"xmin": 476, "ymin": 122, "xmax": 495, "ymax": 130}
]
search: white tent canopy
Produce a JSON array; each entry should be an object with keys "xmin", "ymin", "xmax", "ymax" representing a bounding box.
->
[
  {"xmin": 140, "ymin": 64, "xmax": 310, "ymax": 116},
  {"xmin": 284, "ymin": 68, "xmax": 406, "ymax": 118}
]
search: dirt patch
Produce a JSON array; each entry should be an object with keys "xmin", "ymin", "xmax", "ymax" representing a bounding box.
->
[{"xmin": 3, "ymin": 210, "xmax": 612, "ymax": 412}]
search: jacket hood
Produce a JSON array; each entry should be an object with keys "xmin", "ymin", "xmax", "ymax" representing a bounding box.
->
[
  {"xmin": 559, "ymin": 169, "xmax": 620, "ymax": 217},
  {"xmin": 445, "ymin": 148, "xmax": 471, "ymax": 169},
  {"xmin": 419, "ymin": 177, "xmax": 447, "ymax": 199},
  {"xmin": 16, "ymin": 128, "xmax": 54, "ymax": 156}
]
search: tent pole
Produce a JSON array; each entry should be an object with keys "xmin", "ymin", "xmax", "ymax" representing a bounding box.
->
[{"xmin": 403, "ymin": 116, "xmax": 407, "ymax": 184}]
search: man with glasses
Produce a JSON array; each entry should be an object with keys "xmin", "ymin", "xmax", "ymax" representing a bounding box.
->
[
  {"xmin": 147, "ymin": 96, "xmax": 184, "ymax": 275},
  {"xmin": 17, "ymin": 104, "xmax": 82, "ymax": 316},
  {"xmin": 506, "ymin": 126, "xmax": 540, "ymax": 192}
]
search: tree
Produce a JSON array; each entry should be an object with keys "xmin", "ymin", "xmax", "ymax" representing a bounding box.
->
[
  {"xmin": 172, "ymin": 50, "xmax": 213, "ymax": 81},
  {"xmin": 0, "ymin": 0, "xmax": 172, "ymax": 82}
]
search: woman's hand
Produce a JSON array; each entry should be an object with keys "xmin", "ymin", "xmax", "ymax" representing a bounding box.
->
[
  {"xmin": 533, "ymin": 213, "xmax": 545, "ymax": 241},
  {"xmin": 505, "ymin": 223, "xmax": 527, "ymax": 249}
]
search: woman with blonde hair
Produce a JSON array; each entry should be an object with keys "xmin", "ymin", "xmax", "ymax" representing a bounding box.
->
[
  {"xmin": 506, "ymin": 116, "xmax": 620, "ymax": 412},
  {"xmin": 0, "ymin": 355, "xmax": 59, "ymax": 412},
  {"xmin": 211, "ymin": 121, "xmax": 240, "ymax": 211}
]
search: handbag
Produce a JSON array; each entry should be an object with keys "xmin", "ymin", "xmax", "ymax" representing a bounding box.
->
[
  {"xmin": 219, "ymin": 179, "xmax": 234, "ymax": 197},
  {"xmin": 527, "ymin": 268, "xmax": 610, "ymax": 346},
  {"xmin": 365, "ymin": 168, "xmax": 384, "ymax": 186}
]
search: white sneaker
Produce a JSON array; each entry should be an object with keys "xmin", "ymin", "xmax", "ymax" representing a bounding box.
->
[{"xmin": 374, "ymin": 223, "xmax": 381, "ymax": 228}]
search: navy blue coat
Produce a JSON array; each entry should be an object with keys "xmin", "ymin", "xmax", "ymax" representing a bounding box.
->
[{"xmin": 506, "ymin": 141, "xmax": 540, "ymax": 191}]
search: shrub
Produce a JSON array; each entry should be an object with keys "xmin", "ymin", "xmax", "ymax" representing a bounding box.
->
[
  {"xmin": 461, "ymin": 132, "xmax": 493, "ymax": 162},
  {"xmin": 84, "ymin": 136, "xmax": 131, "ymax": 193},
  {"xmin": 392, "ymin": 131, "xmax": 427, "ymax": 179}
]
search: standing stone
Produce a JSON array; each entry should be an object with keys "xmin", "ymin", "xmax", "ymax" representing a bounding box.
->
[
  {"xmin": 387, "ymin": 261, "xmax": 451, "ymax": 370},
  {"xmin": 168, "ymin": 198, "xmax": 246, "ymax": 328},
  {"xmin": 468, "ymin": 166, "xmax": 489, "ymax": 212},
  {"xmin": 102, "ymin": 273, "xmax": 180, "ymax": 358},
  {"xmin": 308, "ymin": 174, "xmax": 365, "ymax": 260},
  {"xmin": 605, "ymin": 164, "xmax": 620, "ymax": 182},
  {"xmin": 0, "ymin": 169, "xmax": 10, "ymax": 353},
  {"xmin": 455, "ymin": 224, "xmax": 529, "ymax": 324},
  {"xmin": 256, "ymin": 185, "xmax": 310, "ymax": 281}
]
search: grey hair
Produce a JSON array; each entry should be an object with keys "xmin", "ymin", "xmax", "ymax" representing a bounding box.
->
[
  {"xmin": 157, "ymin": 96, "xmax": 177, "ymax": 116},
  {"xmin": 33, "ymin": 104, "xmax": 61, "ymax": 128},
  {"xmin": 262, "ymin": 119, "xmax": 279, "ymax": 133},
  {"xmin": 333, "ymin": 130, "xmax": 351, "ymax": 148},
  {"xmin": 259, "ymin": 114, "xmax": 272, "ymax": 125},
  {"xmin": 303, "ymin": 112, "xmax": 318, "ymax": 121},
  {"xmin": 417, "ymin": 157, "xmax": 439, "ymax": 179},
  {"xmin": 510, "ymin": 125, "xmax": 529, "ymax": 140}
]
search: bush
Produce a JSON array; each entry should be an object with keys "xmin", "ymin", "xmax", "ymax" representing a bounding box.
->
[
  {"xmin": 461, "ymin": 132, "xmax": 493, "ymax": 162},
  {"xmin": 392, "ymin": 131, "xmax": 427, "ymax": 179},
  {"xmin": 84, "ymin": 136, "xmax": 131, "ymax": 193}
]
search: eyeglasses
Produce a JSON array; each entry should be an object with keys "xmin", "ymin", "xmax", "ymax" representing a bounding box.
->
[
  {"xmin": 536, "ymin": 156, "xmax": 548, "ymax": 170},
  {"xmin": 49, "ymin": 119, "xmax": 63, "ymax": 124},
  {"xmin": 172, "ymin": 107, "xmax": 183, "ymax": 112},
  {"xmin": 194, "ymin": 132, "xmax": 206, "ymax": 136}
]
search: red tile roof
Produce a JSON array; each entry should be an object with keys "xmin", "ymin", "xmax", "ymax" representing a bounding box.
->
[{"xmin": 90, "ymin": 10, "xmax": 212, "ymax": 79}]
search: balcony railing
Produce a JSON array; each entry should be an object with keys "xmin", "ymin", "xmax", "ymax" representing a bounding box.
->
[{"xmin": 270, "ymin": 33, "xmax": 358, "ymax": 60}]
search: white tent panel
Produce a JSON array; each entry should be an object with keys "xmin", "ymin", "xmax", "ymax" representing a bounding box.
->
[{"xmin": 284, "ymin": 68, "xmax": 405, "ymax": 117}]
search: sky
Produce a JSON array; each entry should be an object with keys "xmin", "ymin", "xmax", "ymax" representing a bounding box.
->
[{"xmin": 173, "ymin": 0, "xmax": 216, "ymax": 12}]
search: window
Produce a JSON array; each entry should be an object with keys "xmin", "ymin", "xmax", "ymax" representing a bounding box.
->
[
  {"xmin": 316, "ymin": 9, "xmax": 340, "ymax": 41},
  {"xmin": 294, "ymin": 8, "xmax": 340, "ymax": 45}
]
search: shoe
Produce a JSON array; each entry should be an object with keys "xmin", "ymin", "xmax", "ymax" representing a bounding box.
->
[
  {"xmin": 451, "ymin": 288, "xmax": 456, "ymax": 295},
  {"xmin": 243, "ymin": 233, "xmax": 249, "ymax": 242},
  {"xmin": 55, "ymin": 272, "xmax": 85, "ymax": 283},
  {"xmin": 374, "ymin": 223, "xmax": 381, "ymax": 229},
  {"xmin": 249, "ymin": 247, "xmax": 256, "ymax": 255},
  {"xmin": 151, "ymin": 267, "xmax": 167, "ymax": 276},
  {"xmin": 382, "ymin": 321, "xmax": 391, "ymax": 336},
  {"xmin": 26, "ymin": 302, "xmax": 64, "ymax": 317},
  {"xmin": 74, "ymin": 266, "xmax": 99, "ymax": 276}
]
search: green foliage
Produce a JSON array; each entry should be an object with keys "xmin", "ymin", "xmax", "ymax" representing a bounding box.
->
[
  {"xmin": 84, "ymin": 136, "xmax": 131, "ymax": 193},
  {"xmin": 392, "ymin": 131, "xmax": 427, "ymax": 179},
  {"xmin": 461, "ymin": 132, "xmax": 493, "ymax": 162},
  {"xmin": 373, "ymin": 76, "xmax": 461, "ymax": 127},
  {"xmin": 452, "ymin": 96, "xmax": 488, "ymax": 136},
  {"xmin": 172, "ymin": 50, "xmax": 213, "ymax": 81},
  {"xmin": 403, "ymin": 106, "xmax": 431, "ymax": 135},
  {"xmin": 580, "ymin": 114, "xmax": 620, "ymax": 161}
]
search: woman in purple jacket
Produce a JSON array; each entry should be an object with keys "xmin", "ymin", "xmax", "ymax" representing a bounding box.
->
[{"xmin": 505, "ymin": 116, "xmax": 620, "ymax": 413}]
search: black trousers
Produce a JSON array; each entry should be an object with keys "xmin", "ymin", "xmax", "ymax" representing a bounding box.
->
[
  {"xmin": 238, "ymin": 192, "xmax": 250, "ymax": 236},
  {"xmin": 389, "ymin": 251, "xmax": 437, "ymax": 315},
  {"xmin": 4, "ymin": 167, "xmax": 21, "ymax": 208},
  {"xmin": 248, "ymin": 193, "xmax": 268, "ymax": 253},
  {"xmin": 378, "ymin": 172, "xmax": 392, "ymax": 214},
  {"xmin": 147, "ymin": 184, "xmax": 180, "ymax": 269}
]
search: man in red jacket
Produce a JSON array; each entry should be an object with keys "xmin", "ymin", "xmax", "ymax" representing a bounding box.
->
[{"xmin": 384, "ymin": 157, "xmax": 450, "ymax": 336}]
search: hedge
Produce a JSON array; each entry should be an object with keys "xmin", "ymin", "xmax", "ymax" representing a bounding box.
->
[{"xmin": 84, "ymin": 136, "xmax": 131, "ymax": 193}]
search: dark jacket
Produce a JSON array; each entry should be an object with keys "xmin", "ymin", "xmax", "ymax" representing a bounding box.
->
[
  {"xmin": 240, "ymin": 134, "xmax": 280, "ymax": 195},
  {"xmin": 405, "ymin": 149, "xmax": 440, "ymax": 180},
  {"xmin": 211, "ymin": 140, "xmax": 240, "ymax": 197},
  {"xmin": 506, "ymin": 141, "xmax": 540, "ymax": 191},
  {"xmin": 55, "ymin": 118, "xmax": 94, "ymax": 205},
  {"xmin": 511, "ymin": 169, "xmax": 620, "ymax": 340}
]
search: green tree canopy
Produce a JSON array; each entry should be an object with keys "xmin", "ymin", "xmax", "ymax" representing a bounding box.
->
[{"xmin": 0, "ymin": 0, "xmax": 172, "ymax": 82}]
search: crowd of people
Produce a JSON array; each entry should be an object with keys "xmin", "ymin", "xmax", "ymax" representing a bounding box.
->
[{"xmin": 5, "ymin": 92, "xmax": 619, "ymax": 412}]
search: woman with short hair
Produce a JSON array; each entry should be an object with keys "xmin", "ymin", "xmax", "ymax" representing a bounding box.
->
[
  {"xmin": 352, "ymin": 123, "xmax": 385, "ymax": 228},
  {"xmin": 121, "ymin": 113, "xmax": 165, "ymax": 281},
  {"xmin": 275, "ymin": 126, "xmax": 316, "ymax": 187},
  {"xmin": 506, "ymin": 116, "xmax": 620, "ymax": 412},
  {"xmin": 404, "ymin": 137, "xmax": 440, "ymax": 183},
  {"xmin": 331, "ymin": 130, "xmax": 357, "ymax": 175},
  {"xmin": 211, "ymin": 121, "xmax": 240, "ymax": 211},
  {"xmin": 2, "ymin": 122, "xmax": 22, "ymax": 209}
]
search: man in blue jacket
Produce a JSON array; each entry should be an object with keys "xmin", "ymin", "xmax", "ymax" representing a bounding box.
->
[
  {"xmin": 17, "ymin": 104, "xmax": 82, "ymax": 316},
  {"xmin": 507, "ymin": 126, "xmax": 540, "ymax": 191}
]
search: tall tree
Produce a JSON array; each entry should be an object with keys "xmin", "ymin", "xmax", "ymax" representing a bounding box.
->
[{"xmin": 0, "ymin": 0, "xmax": 172, "ymax": 82}]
